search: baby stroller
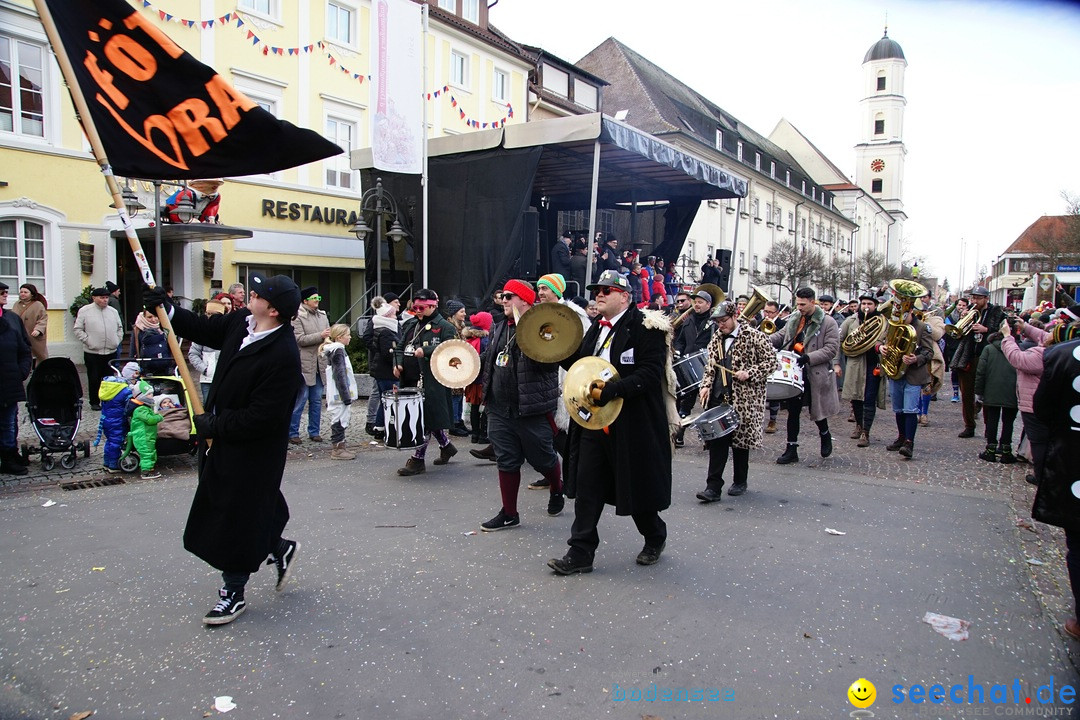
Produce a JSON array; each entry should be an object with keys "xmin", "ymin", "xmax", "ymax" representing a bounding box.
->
[
  {"xmin": 22, "ymin": 357, "xmax": 92, "ymax": 470},
  {"xmin": 118, "ymin": 372, "xmax": 198, "ymax": 473}
]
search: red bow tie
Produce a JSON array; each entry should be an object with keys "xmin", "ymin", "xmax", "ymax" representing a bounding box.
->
[{"xmin": 598, "ymin": 319, "xmax": 613, "ymax": 328}]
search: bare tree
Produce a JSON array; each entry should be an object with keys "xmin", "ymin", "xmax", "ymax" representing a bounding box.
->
[
  {"xmin": 753, "ymin": 240, "xmax": 826, "ymax": 303},
  {"xmin": 1028, "ymin": 191, "xmax": 1080, "ymax": 270},
  {"xmin": 853, "ymin": 251, "xmax": 900, "ymax": 293},
  {"xmin": 816, "ymin": 260, "xmax": 855, "ymax": 300}
]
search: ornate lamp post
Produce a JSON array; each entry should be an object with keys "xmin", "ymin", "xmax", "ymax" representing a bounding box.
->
[{"xmin": 351, "ymin": 177, "xmax": 407, "ymax": 297}]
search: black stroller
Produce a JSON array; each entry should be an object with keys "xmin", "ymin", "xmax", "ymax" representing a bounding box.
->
[
  {"xmin": 21, "ymin": 357, "xmax": 91, "ymax": 470},
  {"xmin": 109, "ymin": 359, "xmax": 198, "ymax": 474}
]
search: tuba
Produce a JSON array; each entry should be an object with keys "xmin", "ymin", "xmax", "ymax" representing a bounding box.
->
[
  {"xmin": 673, "ymin": 283, "xmax": 726, "ymax": 330},
  {"xmin": 841, "ymin": 314, "xmax": 887, "ymax": 357},
  {"xmin": 738, "ymin": 288, "xmax": 769, "ymax": 325},
  {"xmin": 879, "ymin": 278, "xmax": 928, "ymax": 379},
  {"xmin": 945, "ymin": 308, "xmax": 978, "ymax": 340}
]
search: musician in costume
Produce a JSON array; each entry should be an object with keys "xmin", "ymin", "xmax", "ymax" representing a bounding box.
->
[
  {"xmin": 949, "ymin": 286, "xmax": 1005, "ymax": 439},
  {"xmin": 672, "ymin": 289, "xmax": 716, "ymax": 447},
  {"xmin": 547, "ymin": 270, "xmax": 678, "ymax": 575},
  {"xmin": 838, "ymin": 294, "xmax": 887, "ymax": 447},
  {"xmin": 694, "ymin": 301, "xmax": 777, "ymax": 501},
  {"xmin": 393, "ymin": 289, "xmax": 459, "ymax": 476},
  {"xmin": 477, "ymin": 280, "xmax": 565, "ymax": 531},
  {"xmin": 770, "ymin": 287, "xmax": 841, "ymax": 464}
]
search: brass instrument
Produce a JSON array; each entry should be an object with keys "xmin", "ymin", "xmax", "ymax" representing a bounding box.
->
[
  {"xmin": 673, "ymin": 283, "xmax": 727, "ymax": 329},
  {"xmin": 430, "ymin": 339, "xmax": 481, "ymax": 389},
  {"xmin": 944, "ymin": 308, "xmax": 979, "ymax": 340},
  {"xmin": 563, "ymin": 356, "xmax": 623, "ymax": 429},
  {"xmin": 515, "ymin": 303, "xmax": 584, "ymax": 363},
  {"xmin": 737, "ymin": 288, "xmax": 768, "ymax": 322},
  {"xmin": 841, "ymin": 314, "xmax": 887, "ymax": 357},
  {"xmin": 880, "ymin": 278, "xmax": 929, "ymax": 380}
]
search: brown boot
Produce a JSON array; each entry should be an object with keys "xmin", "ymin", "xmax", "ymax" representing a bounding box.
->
[
  {"xmin": 856, "ymin": 431, "xmax": 870, "ymax": 448},
  {"xmin": 397, "ymin": 458, "xmax": 425, "ymax": 476},
  {"xmin": 433, "ymin": 442, "xmax": 458, "ymax": 466},
  {"xmin": 331, "ymin": 442, "xmax": 356, "ymax": 460},
  {"xmin": 765, "ymin": 420, "xmax": 777, "ymax": 434},
  {"xmin": 849, "ymin": 425, "xmax": 863, "ymax": 439}
]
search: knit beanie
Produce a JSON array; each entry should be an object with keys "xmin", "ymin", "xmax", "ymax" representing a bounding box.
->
[
  {"xmin": 537, "ymin": 273, "xmax": 566, "ymax": 299},
  {"xmin": 503, "ymin": 279, "xmax": 536, "ymax": 305},
  {"xmin": 446, "ymin": 299, "xmax": 466, "ymax": 315},
  {"xmin": 469, "ymin": 311, "xmax": 493, "ymax": 332}
]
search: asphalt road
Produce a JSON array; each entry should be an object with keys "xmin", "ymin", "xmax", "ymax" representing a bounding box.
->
[{"xmin": 1, "ymin": 398, "xmax": 1078, "ymax": 719}]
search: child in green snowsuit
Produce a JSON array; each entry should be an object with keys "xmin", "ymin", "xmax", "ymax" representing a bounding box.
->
[{"xmin": 127, "ymin": 381, "xmax": 163, "ymax": 480}]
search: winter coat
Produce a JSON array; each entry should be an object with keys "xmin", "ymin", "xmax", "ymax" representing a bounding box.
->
[
  {"xmin": 136, "ymin": 327, "xmax": 172, "ymax": 374},
  {"xmin": 950, "ymin": 303, "xmax": 1006, "ymax": 371},
  {"xmin": 838, "ymin": 312, "xmax": 886, "ymax": 408},
  {"xmin": 1030, "ymin": 339, "xmax": 1080, "ymax": 532},
  {"xmin": 479, "ymin": 317, "xmax": 559, "ymax": 418},
  {"xmin": 169, "ymin": 307, "xmax": 303, "ymax": 574},
  {"xmin": 550, "ymin": 241, "xmax": 572, "ymax": 277},
  {"xmin": 974, "ymin": 339, "xmax": 1018, "ymax": 409},
  {"xmin": 128, "ymin": 402, "xmax": 162, "ymax": 468},
  {"xmin": 1000, "ymin": 324, "xmax": 1049, "ymax": 414},
  {"xmin": 98, "ymin": 378, "xmax": 131, "ymax": 467},
  {"xmin": 187, "ymin": 341, "xmax": 219, "ymax": 385},
  {"xmin": 394, "ymin": 311, "xmax": 456, "ymax": 431},
  {"xmin": 73, "ymin": 302, "xmax": 123, "ymax": 355},
  {"xmin": 674, "ymin": 310, "xmax": 714, "ymax": 356},
  {"xmin": 895, "ymin": 320, "xmax": 935, "ymax": 387},
  {"xmin": 698, "ymin": 320, "xmax": 778, "ymax": 449},
  {"xmin": 293, "ymin": 303, "xmax": 329, "ymax": 386},
  {"xmin": 369, "ymin": 316, "xmax": 399, "ymax": 381},
  {"xmin": 569, "ymin": 253, "xmax": 590, "ymax": 297},
  {"xmin": 561, "ymin": 306, "xmax": 678, "ymax": 515},
  {"xmin": 323, "ymin": 341, "xmax": 357, "ymax": 428},
  {"xmin": 12, "ymin": 298, "xmax": 47, "ymax": 361},
  {"xmin": 771, "ymin": 307, "xmax": 841, "ymax": 421},
  {"xmin": 0, "ymin": 310, "xmax": 31, "ymax": 406}
]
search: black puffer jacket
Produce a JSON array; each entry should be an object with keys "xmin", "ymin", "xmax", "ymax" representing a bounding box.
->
[
  {"xmin": 0, "ymin": 310, "xmax": 31, "ymax": 405},
  {"xmin": 1031, "ymin": 338, "xmax": 1080, "ymax": 532},
  {"xmin": 369, "ymin": 317, "xmax": 399, "ymax": 381},
  {"xmin": 480, "ymin": 319, "xmax": 558, "ymax": 417}
]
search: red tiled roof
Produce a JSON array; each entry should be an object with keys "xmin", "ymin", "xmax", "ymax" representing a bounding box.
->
[{"xmin": 1004, "ymin": 215, "xmax": 1071, "ymax": 254}]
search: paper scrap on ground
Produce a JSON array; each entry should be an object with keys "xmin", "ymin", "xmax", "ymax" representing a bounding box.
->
[
  {"xmin": 42, "ymin": 500, "xmax": 56, "ymax": 507},
  {"xmin": 824, "ymin": 528, "xmax": 846, "ymax": 535},
  {"xmin": 1026, "ymin": 557, "xmax": 1045, "ymax": 566},
  {"xmin": 922, "ymin": 611, "xmax": 970, "ymax": 641},
  {"xmin": 462, "ymin": 531, "xmax": 477, "ymax": 536},
  {"xmin": 214, "ymin": 696, "xmax": 236, "ymax": 713}
]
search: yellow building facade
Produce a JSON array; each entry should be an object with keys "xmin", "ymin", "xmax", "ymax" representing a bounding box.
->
[{"xmin": 0, "ymin": 0, "xmax": 528, "ymax": 356}]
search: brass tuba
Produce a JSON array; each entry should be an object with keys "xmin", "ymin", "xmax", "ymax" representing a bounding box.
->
[
  {"xmin": 738, "ymin": 288, "xmax": 771, "ymax": 329},
  {"xmin": 841, "ymin": 314, "xmax": 887, "ymax": 357},
  {"xmin": 880, "ymin": 278, "xmax": 928, "ymax": 379},
  {"xmin": 672, "ymin": 283, "xmax": 726, "ymax": 330},
  {"xmin": 945, "ymin": 308, "xmax": 978, "ymax": 340}
]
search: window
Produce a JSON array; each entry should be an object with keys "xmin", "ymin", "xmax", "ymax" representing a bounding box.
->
[
  {"xmin": 877, "ymin": 74, "xmax": 886, "ymax": 91},
  {"xmin": 438, "ymin": 0, "xmax": 455, "ymax": 10},
  {"xmin": 874, "ymin": 115, "xmax": 885, "ymax": 135},
  {"xmin": 325, "ymin": 117, "xmax": 356, "ymax": 189},
  {"xmin": 751, "ymin": 198, "xmax": 760, "ymax": 218},
  {"xmin": 785, "ymin": 170, "xmax": 791, "ymax": 187},
  {"xmin": 573, "ymin": 79, "xmax": 597, "ymax": 110},
  {"xmin": 736, "ymin": 141, "xmax": 743, "ymax": 161},
  {"xmin": 239, "ymin": 0, "xmax": 278, "ymax": 18},
  {"xmin": 450, "ymin": 51, "xmax": 469, "ymax": 88},
  {"xmin": 775, "ymin": 207, "xmax": 782, "ymax": 226},
  {"xmin": 687, "ymin": 241, "xmax": 697, "ymax": 263},
  {"xmin": 753, "ymin": 254, "xmax": 759, "ymax": 272},
  {"xmin": 871, "ymin": 179, "xmax": 883, "ymax": 193},
  {"xmin": 788, "ymin": 211, "xmax": 794, "ymax": 229},
  {"xmin": 766, "ymin": 203, "xmax": 772, "ymax": 223},
  {"xmin": 461, "ymin": 0, "xmax": 479, "ymax": 23},
  {"xmin": 0, "ymin": 219, "xmax": 46, "ymax": 294},
  {"xmin": 715, "ymin": 129, "xmax": 723, "ymax": 151},
  {"xmin": 738, "ymin": 251, "xmax": 746, "ymax": 269},
  {"xmin": 542, "ymin": 63, "xmax": 568, "ymax": 96},
  {"xmin": 801, "ymin": 218, "xmax": 807, "ymax": 238},
  {"xmin": 755, "ymin": 152, "xmax": 761, "ymax": 171},
  {"xmin": 770, "ymin": 160, "xmax": 776, "ymax": 178},
  {"xmin": 492, "ymin": 69, "xmax": 508, "ymax": 102},
  {"xmin": 327, "ymin": 2, "xmax": 354, "ymax": 45},
  {"xmin": 0, "ymin": 34, "xmax": 45, "ymax": 138}
]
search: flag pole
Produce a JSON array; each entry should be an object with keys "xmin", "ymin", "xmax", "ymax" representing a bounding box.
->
[
  {"xmin": 33, "ymin": 0, "xmax": 204, "ymax": 416},
  {"xmin": 421, "ymin": 2, "xmax": 430, "ymax": 289}
]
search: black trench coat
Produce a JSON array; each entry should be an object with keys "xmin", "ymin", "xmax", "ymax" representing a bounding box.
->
[
  {"xmin": 1031, "ymin": 338, "xmax": 1080, "ymax": 532},
  {"xmin": 561, "ymin": 305, "xmax": 674, "ymax": 515},
  {"xmin": 170, "ymin": 307, "xmax": 302, "ymax": 573}
]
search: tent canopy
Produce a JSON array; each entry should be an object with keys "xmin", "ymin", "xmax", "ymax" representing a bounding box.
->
[{"xmin": 351, "ymin": 113, "xmax": 748, "ymax": 306}]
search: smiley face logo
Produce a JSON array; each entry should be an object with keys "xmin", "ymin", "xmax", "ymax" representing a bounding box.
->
[{"xmin": 848, "ymin": 678, "xmax": 876, "ymax": 709}]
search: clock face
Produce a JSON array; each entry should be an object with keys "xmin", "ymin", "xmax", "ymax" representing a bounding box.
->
[{"xmin": 870, "ymin": 158, "xmax": 885, "ymax": 173}]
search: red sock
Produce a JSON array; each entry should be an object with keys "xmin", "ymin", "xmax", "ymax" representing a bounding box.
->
[
  {"xmin": 498, "ymin": 470, "xmax": 521, "ymax": 517},
  {"xmin": 542, "ymin": 463, "xmax": 563, "ymax": 494}
]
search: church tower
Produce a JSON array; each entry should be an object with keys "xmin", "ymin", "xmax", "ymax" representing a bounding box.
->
[{"xmin": 855, "ymin": 29, "xmax": 908, "ymax": 264}]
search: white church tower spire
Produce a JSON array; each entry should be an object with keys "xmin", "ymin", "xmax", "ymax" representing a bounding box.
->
[{"xmin": 855, "ymin": 28, "xmax": 908, "ymax": 265}]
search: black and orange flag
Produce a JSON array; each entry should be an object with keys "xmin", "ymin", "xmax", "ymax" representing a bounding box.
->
[{"xmin": 42, "ymin": 0, "xmax": 342, "ymax": 179}]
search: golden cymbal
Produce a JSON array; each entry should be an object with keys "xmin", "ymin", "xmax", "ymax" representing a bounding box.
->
[
  {"xmin": 430, "ymin": 339, "xmax": 481, "ymax": 389},
  {"xmin": 516, "ymin": 303, "xmax": 584, "ymax": 363},
  {"xmin": 563, "ymin": 356, "xmax": 623, "ymax": 430}
]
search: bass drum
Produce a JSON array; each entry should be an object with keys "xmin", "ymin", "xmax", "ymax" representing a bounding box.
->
[
  {"xmin": 672, "ymin": 350, "xmax": 708, "ymax": 397},
  {"xmin": 382, "ymin": 388, "xmax": 426, "ymax": 449},
  {"xmin": 766, "ymin": 350, "xmax": 805, "ymax": 400},
  {"xmin": 685, "ymin": 404, "xmax": 740, "ymax": 443}
]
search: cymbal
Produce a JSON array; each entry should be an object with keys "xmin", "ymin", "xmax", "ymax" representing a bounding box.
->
[
  {"xmin": 563, "ymin": 356, "xmax": 623, "ymax": 430},
  {"xmin": 430, "ymin": 339, "xmax": 481, "ymax": 389},
  {"xmin": 516, "ymin": 303, "xmax": 584, "ymax": 363}
]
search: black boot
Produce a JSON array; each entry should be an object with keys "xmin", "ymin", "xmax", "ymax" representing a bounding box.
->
[
  {"xmin": 997, "ymin": 444, "xmax": 1016, "ymax": 464},
  {"xmin": 776, "ymin": 444, "xmax": 799, "ymax": 465},
  {"xmin": 0, "ymin": 448, "xmax": 28, "ymax": 476},
  {"xmin": 978, "ymin": 444, "xmax": 998, "ymax": 462},
  {"xmin": 820, "ymin": 431, "xmax": 833, "ymax": 458},
  {"xmin": 885, "ymin": 435, "xmax": 906, "ymax": 452}
]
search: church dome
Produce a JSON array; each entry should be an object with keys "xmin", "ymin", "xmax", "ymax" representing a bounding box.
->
[{"xmin": 863, "ymin": 32, "xmax": 905, "ymax": 63}]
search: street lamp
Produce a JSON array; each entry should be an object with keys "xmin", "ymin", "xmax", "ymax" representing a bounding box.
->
[{"xmin": 351, "ymin": 177, "xmax": 407, "ymax": 297}]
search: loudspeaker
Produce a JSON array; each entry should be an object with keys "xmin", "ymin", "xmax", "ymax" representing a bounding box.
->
[
  {"xmin": 520, "ymin": 209, "xmax": 540, "ymax": 280},
  {"xmin": 716, "ymin": 249, "xmax": 732, "ymax": 290}
]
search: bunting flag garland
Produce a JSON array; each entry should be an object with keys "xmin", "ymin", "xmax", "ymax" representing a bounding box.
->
[{"xmin": 135, "ymin": 2, "xmax": 516, "ymax": 129}]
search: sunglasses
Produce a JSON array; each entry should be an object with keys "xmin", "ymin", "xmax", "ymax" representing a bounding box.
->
[
  {"xmin": 500, "ymin": 293, "xmax": 516, "ymax": 301},
  {"xmin": 306, "ymin": 295, "xmax": 322, "ymax": 301},
  {"xmin": 596, "ymin": 287, "xmax": 624, "ymax": 297}
]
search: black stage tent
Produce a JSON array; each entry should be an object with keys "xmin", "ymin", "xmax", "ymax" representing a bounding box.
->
[{"xmin": 352, "ymin": 113, "xmax": 748, "ymax": 308}]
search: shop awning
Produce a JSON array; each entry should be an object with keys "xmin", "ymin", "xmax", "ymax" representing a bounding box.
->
[{"xmin": 109, "ymin": 224, "xmax": 253, "ymax": 244}]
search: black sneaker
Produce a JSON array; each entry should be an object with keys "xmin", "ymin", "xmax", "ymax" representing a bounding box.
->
[
  {"xmin": 547, "ymin": 492, "xmax": 564, "ymax": 517},
  {"xmin": 548, "ymin": 554, "xmax": 593, "ymax": 575},
  {"xmin": 269, "ymin": 540, "xmax": 299, "ymax": 591},
  {"xmin": 528, "ymin": 477, "xmax": 551, "ymax": 490},
  {"xmin": 202, "ymin": 589, "xmax": 246, "ymax": 625},
  {"xmin": 480, "ymin": 510, "xmax": 520, "ymax": 532},
  {"xmin": 636, "ymin": 542, "xmax": 666, "ymax": 566}
]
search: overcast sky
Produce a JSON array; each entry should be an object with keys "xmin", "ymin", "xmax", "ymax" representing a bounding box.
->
[{"xmin": 488, "ymin": 0, "xmax": 1080, "ymax": 289}]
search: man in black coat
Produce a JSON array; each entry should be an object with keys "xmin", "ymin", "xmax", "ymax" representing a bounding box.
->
[
  {"xmin": 145, "ymin": 273, "xmax": 303, "ymax": 626},
  {"xmin": 550, "ymin": 231, "xmax": 573, "ymax": 278},
  {"xmin": 548, "ymin": 269, "xmax": 676, "ymax": 575},
  {"xmin": 950, "ymin": 286, "xmax": 1005, "ymax": 438},
  {"xmin": 478, "ymin": 279, "xmax": 564, "ymax": 532},
  {"xmin": 1030, "ymin": 332, "xmax": 1080, "ymax": 640},
  {"xmin": 672, "ymin": 289, "xmax": 716, "ymax": 446},
  {"xmin": 0, "ymin": 281, "xmax": 32, "ymax": 475}
]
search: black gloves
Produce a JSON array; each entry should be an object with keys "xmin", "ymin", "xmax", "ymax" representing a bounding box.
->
[
  {"xmin": 143, "ymin": 285, "xmax": 172, "ymax": 314},
  {"xmin": 593, "ymin": 381, "xmax": 620, "ymax": 407},
  {"xmin": 797, "ymin": 352, "xmax": 810, "ymax": 368},
  {"xmin": 193, "ymin": 412, "xmax": 216, "ymax": 439}
]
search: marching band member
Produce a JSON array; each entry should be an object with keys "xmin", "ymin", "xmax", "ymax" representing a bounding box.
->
[
  {"xmin": 547, "ymin": 270, "xmax": 677, "ymax": 575},
  {"xmin": 770, "ymin": 287, "xmax": 841, "ymax": 464},
  {"xmin": 838, "ymin": 294, "xmax": 886, "ymax": 447},
  {"xmin": 949, "ymin": 286, "xmax": 1005, "ymax": 439},
  {"xmin": 694, "ymin": 301, "xmax": 777, "ymax": 501},
  {"xmin": 884, "ymin": 307, "xmax": 935, "ymax": 459},
  {"xmin": 673, "ymin": 289, "xmax": 716, "ymax": 447}
]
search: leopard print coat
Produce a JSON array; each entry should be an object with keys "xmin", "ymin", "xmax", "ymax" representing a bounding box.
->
[{"xmin": 699, "ymin": 319, "xmax": 778, "ymax": 450}]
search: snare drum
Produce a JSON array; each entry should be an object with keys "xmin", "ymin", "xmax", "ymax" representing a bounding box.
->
[
  {"xmin": 382, "ymin": 388, "xmax": 426, "ymax": 449},
  {"xmin": 686, "ymin": 404, "xmax": 740, "ymax": 443},
  {"xmin": 673, "ymin": 350, "xmax": 708, "ymax": 397},
  {"xmin": 766, "ymin": 350, "xmax": 805, "ymax": 400}
]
